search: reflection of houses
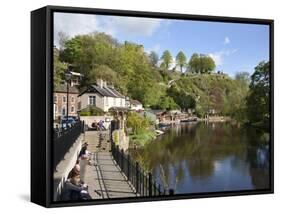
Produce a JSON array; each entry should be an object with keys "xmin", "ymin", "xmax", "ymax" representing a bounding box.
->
[
  {"xmin": 53, "ymin": 84, "xmax": 79, "ymax": 120},
  {"xmin": 130, "ymin": 99, "xmax": 143, "ymax": 111},
  {"xmin": 78, "ymin": 79, "xmax": 126, "ymax": 112}
]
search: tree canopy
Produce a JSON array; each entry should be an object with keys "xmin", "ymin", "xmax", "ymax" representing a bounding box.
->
[
  {"xmin": 188, "ymin": 53, "xmax": 216, "ymax": 74},
  {"xmin": 176, "ymin": 51, "xmax": 187, "ymax": 72},
  {"xmin": 161, "ymin": 50, "xmax": 173, "ymax": 70},
  {"xmin": 246, "ymin": 61, "xmax": 270, "ymax": 129}
]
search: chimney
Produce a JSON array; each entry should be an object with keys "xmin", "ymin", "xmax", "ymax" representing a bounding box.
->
[{"xmin": 96, "ymin": 79, "xmax": 104, "ymax": 88}]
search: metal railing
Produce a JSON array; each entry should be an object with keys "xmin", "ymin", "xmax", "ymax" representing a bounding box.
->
[
  {"xmin": 111, "ymin": 141, "xmax": 174, "ymax": 197},
  {"xmin": 53, "ymin": 120, "xmax": 84, "ymax": 171}
]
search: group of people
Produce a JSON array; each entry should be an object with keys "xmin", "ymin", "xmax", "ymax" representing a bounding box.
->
[
  {"xmin": 91, "ymin": 120, "xmax": 106, "ymax": 131},
  {"xmin": 62, "ymin": 142, "xmax": 92, "ymax": 201}
]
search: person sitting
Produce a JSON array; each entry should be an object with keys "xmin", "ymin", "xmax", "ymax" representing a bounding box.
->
[
  {"xmin": 67, "ymin": 160, "xmax": 80, "ymax": 179},
  {"xmin": 62, "ymin": 174, "xmax": 91, "ymax": 201}
]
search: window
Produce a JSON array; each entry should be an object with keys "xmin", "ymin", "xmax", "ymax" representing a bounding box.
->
[
  {"xmin": 71, "ymin": 106, "xmax": 75, "ymax": 113},
  {"xmin": 89, "ymin": 96, "xmax": 96, "ymax": 106},
  {"xmin": 63, "ymin": 96, "xmax": 66, "ymax": 103},
  {"xmin": 113, "ymin": 98, "xmax": 116, "ymax": 106},
  {"xmin": 62, "ymin": 106, "xmax": 66, "ymax": 116},
  {"xmin": 54, "ymin": 95, "xmax": 57, "ymax": 103},
  {"xmin": 54, "ymin": 105, "xmax": 58, "ymax": 113},
  {"xmin": 120, "ymin": 99, "xmax": 122, "ymax": 106},
  {"xmin": 71, "ymin": 96, "xmax": 75, "ymax": 103}
]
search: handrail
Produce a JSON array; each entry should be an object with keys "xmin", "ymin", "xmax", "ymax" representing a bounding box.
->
[
  {"xmin": 111, "ymin": 141, "xmax": 174, "ymax": 197},
  {"xmin": 53, "ymin": 120, "xmax": 84, "ymax": 171}
]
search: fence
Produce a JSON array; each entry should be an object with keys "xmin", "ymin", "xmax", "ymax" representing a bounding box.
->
[
  {"xmin": 111, "ymin": 141, "xmax": 174, "ymax": 197},
  {"xmin": 53, "ymin": 120, "xmax": 84, "ymax": 171}
]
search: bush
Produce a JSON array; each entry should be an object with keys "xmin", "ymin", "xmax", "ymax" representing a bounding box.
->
[
  {"xmin": 126, "ymin": 112, "xmax": 150, "ymax": 134},
  {"xmin": 79, "ymin": 106, "xmax": 104, "ymax": 116}
]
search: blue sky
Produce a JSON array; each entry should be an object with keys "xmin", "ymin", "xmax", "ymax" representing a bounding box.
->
[{"xmin": 54, "ymin": 12, "xmax": 269, "ymax": 76}]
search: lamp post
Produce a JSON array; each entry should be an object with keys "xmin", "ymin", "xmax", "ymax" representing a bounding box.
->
[{"xmin": 65, "ymin": 71, "xmax": 72, "ymax": 122}]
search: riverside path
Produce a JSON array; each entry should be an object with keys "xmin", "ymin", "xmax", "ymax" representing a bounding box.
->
[{"xmin": 82, "ymin": 131, "xmax": 137, "ymax": 199}]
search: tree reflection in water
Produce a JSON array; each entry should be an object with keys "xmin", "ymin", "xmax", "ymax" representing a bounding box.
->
[{"xmin": 129, "ymin": 122, "xmax": 270, "ymax": 194}]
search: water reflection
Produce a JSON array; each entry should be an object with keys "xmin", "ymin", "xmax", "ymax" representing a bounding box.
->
[{"xmin": 129, "ymin": 122, "xmax": 270, "ymax": 194}]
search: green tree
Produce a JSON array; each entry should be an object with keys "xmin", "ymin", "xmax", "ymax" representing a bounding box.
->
[
  {"xmin": 176, "ymin": 51, "xmax": 187, "ymax": 73},
  {"xmin": 127, "ymin": 112, "xmax": 150, "ymax": 134},
  {"xmin": 149, "ymin": 51, "xmax": 159, "ymax": 67},
  {"xmin": 53, "ymin": 47, "xmax": 67, "ymax": 89},
  {"xmin": 188, "ymin": 53, "xmax": 216, "ymax": 74},
  {"xmin": 155, "ymin": 96, "xmax": 179, "ymax": 110},
  {"xmin": 161, "ymin": 50, "xmax": 173, "ymax": 70},
  {"xmin": 90, "ymin": 64, "xmax": 117, "ymax": 85},
  {"xmin": 246, "ymin": 61, "xmax": 270, "ymax": 129}
]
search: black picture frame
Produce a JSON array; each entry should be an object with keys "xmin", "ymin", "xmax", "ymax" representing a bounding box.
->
[{"xmin": 31, "ymin": 5, "xmax": 274, "ymax": 208}]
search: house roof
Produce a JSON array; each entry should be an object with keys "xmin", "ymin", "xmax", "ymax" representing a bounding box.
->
[
  {"xmin": 54, "ymin": 84, "xmax": 79, "ymax": 93},
  {"xmin": 79, "ymin": 84, "xmax": 125, "ymax": 98},
  {"xmin": 130, "ymin": 99, "xmax": 142, "ymax": 105}
]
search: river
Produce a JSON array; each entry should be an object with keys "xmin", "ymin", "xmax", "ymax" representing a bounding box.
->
[{"xmin": 129, "ymin": 122, "xmax": 270, "ymax": 194}]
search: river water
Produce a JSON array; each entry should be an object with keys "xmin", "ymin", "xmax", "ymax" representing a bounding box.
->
[{"xmin": 130, "ymin": 122, "xmax": 270, "ymax": 194}]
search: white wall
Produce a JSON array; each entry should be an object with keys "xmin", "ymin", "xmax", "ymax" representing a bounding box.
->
[
  {"xmin": 80, "ymin": 92, "xmax": 104, "ymax": 110},
  {"xmin": 80, "ymin": 93, "xmax": 126, "ymax": 112},
  {"xmin": 1, "ymin": 0, "xmax": 280, "ymax": 213}
]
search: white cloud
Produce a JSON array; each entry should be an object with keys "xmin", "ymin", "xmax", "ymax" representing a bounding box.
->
[
  {"xmin": 104, "ymin": 16, "xmax": 162, "ymax": 37},
  {"xmin": 54, "ymin": 12, "xmax": 162, "ymax": 47},
  {"xmin": 208, "ymin": 52, "xmax": 223, "ymax": 66},
  {"xmin": 208, "ymin": 49, "xmax": 238, "ymax": 66},
  {"xmin": 54, "ymin": 13, "xmax": 100, "ymax": 46},
  {"xmin": 145, "ymin": 44, "xmax": 161, "ymax": 54},
  {"xmin": 223, "ymin": 36, "xmax": 230, "ymax": 44}
]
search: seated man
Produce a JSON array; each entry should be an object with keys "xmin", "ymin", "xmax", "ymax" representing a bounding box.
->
[{"xmin": 62, "ymin": 173, "xmax": 91, "ymax": 201}]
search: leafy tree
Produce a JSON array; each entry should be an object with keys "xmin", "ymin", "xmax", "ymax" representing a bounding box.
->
[
  {"xmin": 149, "ymin": 51, "xmax": 159, "ymax": 67},
  {"xmin": 53, "ymin": 47, "xmax": 67, "ymax": 89},
  {"xmin": 153, "ymin": 96, "xmax": 179, "ymax": 110},
  {"xmin": 161, "ymin": 50, "xmax": 173, "ymax": 70},
  {"xmin": 90, "ymin": 64, "xmax": 117, "ymax": 85},
  {"xmin": 57, "ymin": 31, "xmax": 69, "ymax": 49},
  {"xmin": 235, "ymin": 72, "xmax": 250, "ymax": 86},
  {"xmin": 246, "ymin": 61, "xmax": 270, "ymax": 129},
  {"xmin": 188, "ymin": 53, "xmax": 216, "ymax": 74},
  {"xmin": 127, "ymin": 112, "xmax": 150, "ymax": 134},
  {"xmin": 176, "ymin": 51, "xmax": 187, "ymax": 72}
]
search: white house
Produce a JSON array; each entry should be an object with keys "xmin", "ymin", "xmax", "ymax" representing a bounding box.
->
[
  {"xmin": 130, "ymin": 99, "xmax": 143, "ymax": 111},
  {"xmin": 78, "ymin": 79, "xmax": 126, "ymax": 112}
]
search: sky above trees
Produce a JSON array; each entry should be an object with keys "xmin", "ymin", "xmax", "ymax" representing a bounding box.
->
[{"xmin": 54, "ymin": 12, "xmax": 269, "ymax": 76}]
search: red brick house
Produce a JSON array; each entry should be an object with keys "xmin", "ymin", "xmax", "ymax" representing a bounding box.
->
[{"xmin": 53, "ymin": 84, "xmax": 79, "ymax": 120}]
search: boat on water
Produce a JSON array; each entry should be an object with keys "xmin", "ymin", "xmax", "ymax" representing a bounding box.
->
[
  {"xmin": 155, "ymin": 129, "xmax": 165, "ymax": 136},
  {"xmin": 158, "ymin": 122, "xmax": 171, "ymax": 128},
  {"xmin": 180, "ymin": 117, "xmax": 198, "ymax": 123}
]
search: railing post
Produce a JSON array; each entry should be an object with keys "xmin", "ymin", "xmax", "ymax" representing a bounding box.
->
[
  {"xmin": 127, "ymin": 154, "xmax": 131, "ymax": 181},
  {"xmin": 169, "ymin": 189, "xmax": 174, "ymax": 195},
  {"xmin": 116, "ymin": 145, "xmax": 120, "ymax": 165},
  {"xmin": 121, "ymin": 149, "xmax": 124, "ymax": 171},
  {"xmin": 136, "ymin": 162, "xmax": 139, "ymax": 193},
  {"xmin": 148, "ymin": 172, "xmax": 152, "ymax": 196}
]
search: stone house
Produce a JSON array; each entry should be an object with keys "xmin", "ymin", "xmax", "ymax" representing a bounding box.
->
[{"xmin": 78, "ymin": 79, "xmax": 126, "ymax": 112}]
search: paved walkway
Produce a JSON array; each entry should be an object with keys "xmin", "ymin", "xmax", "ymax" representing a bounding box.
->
[{"xmin": 83, "ymin": 131, "xmax": 137, "ymax": 199}]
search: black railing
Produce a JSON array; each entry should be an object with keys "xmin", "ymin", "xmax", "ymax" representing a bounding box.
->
[
  {"xmin": 111, "ymin": 141, "xmax": 173, "ymax": 197},
  {"xmin": 53, "ymin": 120, "xmax": 84, "ymax": 171}
]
